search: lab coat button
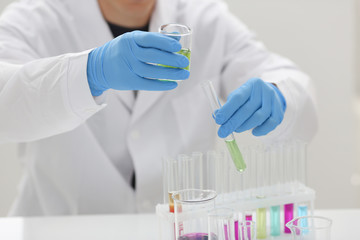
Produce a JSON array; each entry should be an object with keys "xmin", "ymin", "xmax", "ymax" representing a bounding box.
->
[{"xmin": 130, "ymin": 130, "xmax": 140, "ymax": 140}]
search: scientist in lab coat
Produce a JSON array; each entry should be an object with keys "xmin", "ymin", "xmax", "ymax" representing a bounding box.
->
[{"xmin": 0, "ymin": 0, "xmax": 317, "ymax": 216}]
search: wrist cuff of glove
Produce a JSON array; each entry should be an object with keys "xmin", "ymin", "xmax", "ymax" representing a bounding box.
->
[
  {"xmin": 268, "ymin": 82, "xmax": 287, "ymax": 111},
  {"xmin": 87, "ymin": 44, "xmax": 110, "ymax": 96}
]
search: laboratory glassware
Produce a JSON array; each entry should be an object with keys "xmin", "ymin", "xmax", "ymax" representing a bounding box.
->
[
  {"xmin": 256, "ymin": 208, "xmax": 266, "ymax": 239},
  {"xmin": 201, "ymin": 81, "xmax": 246, "ymax": 172},
  {"xmin": 270, "ymin": 206, "xmax": 281, "ymax": 236},
  {"xmin": 238, "ymin": 221, "xmax": 256, "ymax": 240},
  {"xmin": 269, "ymin": 145, "xmax": 281, "ymax": 236},
  {"xmin": 208, "ymin": 208, "xmax": 235, "ymax": 240},
  {"xmin": 173, "ymin": 189, "xmax": 217, "ymax": 240},
  {"xmin": 284, "ymin": 203, "xmax": 294, "ymax": 233},
  {"xmin": 286, "ymin": 216, "xmax": 332, "ymax": 240},
  {"xmin": 159, "ymin": 23, "xmax": 192, "ymax": 71}
]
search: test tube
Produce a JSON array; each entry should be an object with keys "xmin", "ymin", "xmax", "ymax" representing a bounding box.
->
[
  {"xmin": 297, "ymin": 203, "xmax": 309, "ymax": 233},
  {"xmin": 297, "ymin": 141, "xmax": 308, "ymax": 191},
  {"xmin": 165, "ymin": 157, "xmax": 179, "ymax": 213},
  {"xmin": 269, "ymin": 145, "xmax": 281, "ymax": 236},
  {"xmin": 238, "ymin": 221, "xmax": 256, "ymax": 240},
  {"xmin": 283, "ymin": 142, "xmax": 295, "ymax": 234},
  {"xmin": 270, "ymin": 206, "xmax": 281, "ymax": 236},
  {"xmin": 234, "ymin": 212, "xmax": 241, "ymax": 240},
  {"xmin": 201, "ymin": 81, "xmax": 246, "ymax": 172},
  {"xmin": 255, "ymin": 147, "xmax": 266, "ymax": 239},
  {"xmin": 284, "ymin": 203, "xmax": 294, "ymax": 234},
  {"xmin": 192, "ymin": 152, "xmax": 204, "ymax": 190},
  {"xmin": 208, "ymin": 208, "xmax": 235, "ymax": 240},
  {"xmin": 159, "ymin": 23, "xmax": 192, "ymax": 71},
  {"xmin": 256, "ymin": 208, "xmax": 267, "ymax": 239}
]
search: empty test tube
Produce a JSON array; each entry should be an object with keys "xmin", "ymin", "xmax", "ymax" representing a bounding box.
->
[
  {"xmin": 269, "ymin": 145, "xmax": 281, "ymax": 236},
  {"xmin": 201, "ymin": 81, "xmax": 246, "ymax": 172}
]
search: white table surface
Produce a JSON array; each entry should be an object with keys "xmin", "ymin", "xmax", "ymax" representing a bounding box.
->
[{"xmin": 0, "ymin": 209, "xmax": 358, "ymax": 240}]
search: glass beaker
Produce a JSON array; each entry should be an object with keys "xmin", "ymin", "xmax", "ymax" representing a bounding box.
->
[
  {"xmin": 208, "ymin": 208, "xmax": 235, "ymax": 240},
  {"xmin": 286, "ymin": 216, "xmax": 332, "ymax": 240},
  {"xmin": 172, "ymin": 189, "xmax": 217, "ymax": 240},
  {"xmin": 159, "ymin": 23, "xmax": 192, "ymax": 71}
]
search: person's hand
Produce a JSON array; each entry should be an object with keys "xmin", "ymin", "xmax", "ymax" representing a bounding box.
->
[
  {"xmin": 86, "ymin": 31, "xmax": 190, "ymax": 96},
  {"xmin": 215, "ymin": 78, "xmax": 286, "ymax": 137}
]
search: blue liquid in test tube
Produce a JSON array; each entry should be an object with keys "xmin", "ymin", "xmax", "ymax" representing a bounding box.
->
[
  {"xmin": 298, "ymin": 205, "xmax": 309, "ymax": 234},
  {"xmin": 270, "ymin": 206, "xmax": 281, "ymax": 236}
]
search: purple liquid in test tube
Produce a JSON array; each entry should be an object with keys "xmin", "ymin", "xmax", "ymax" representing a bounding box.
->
[
  {"xmin": 284, "ymin": 203, "xmax": 294, "ymax": 233},
  {"xmin": 242, "ymin": 215, "xmax": 252, "ymax": 240},
  {"xmin": 178, "ymin": 233, "xmax": 209, "ymax": 240},
  {"xmin": 235, "ymin": 220, "xmax": 239, "ymax": 240},
  {"xmin": 224, "ymin": 224, "xmax": 229, "ymax": 240}
]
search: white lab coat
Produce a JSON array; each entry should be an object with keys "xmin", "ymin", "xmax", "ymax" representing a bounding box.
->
[{"xmin": 0, "ymin": 0, "xmax": 317, "ymax": 216}]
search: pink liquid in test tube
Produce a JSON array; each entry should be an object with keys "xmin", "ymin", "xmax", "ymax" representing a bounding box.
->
[
  {"xmin": 284, "ymin": 203, "xmax": 294, "ymax": 233},
  {"xmin": 235, "ymin": 220, "xmax": 239, "ymax": 240},
  {"xmin": 224, "ymin": 224, "xmax": 229, "ymax": 240},
  {"xmin": 244, "ymin": 215, "xmax": 253, "ymax": 240}
]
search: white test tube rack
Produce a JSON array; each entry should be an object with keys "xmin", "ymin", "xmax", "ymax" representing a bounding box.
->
[{"xmin": 156, "ymin": 141, "xmax": 315, "ymax": 240}]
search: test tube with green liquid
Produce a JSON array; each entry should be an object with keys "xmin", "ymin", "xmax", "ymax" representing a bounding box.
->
[
  {"xmin": 201, "ymin": 81, "xmax": 247, "ymax": 172},
  {"xmin": 270, "ymin": 206, "xmax": 281, "ymax": 236}
]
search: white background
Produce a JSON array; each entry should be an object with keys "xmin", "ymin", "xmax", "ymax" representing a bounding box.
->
[{"xmin": 0, "ymin": 0, "xmax": 359, "ymax": 216}]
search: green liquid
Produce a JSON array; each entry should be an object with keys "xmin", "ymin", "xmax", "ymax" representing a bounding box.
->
[
  {"xmin": 225, "ymin": 139, "xmax": 246, "ymax": 172},
  {"xmin": 270, "ymin": 206, "xmax": 281, "ymax": 236},
  {"xmin": 159, "ymin": 48, "xmax": 191, "ymax": 70},
  {"xmin": 256, "ymin": 208, "xmax": 267, "ymax": 239}
]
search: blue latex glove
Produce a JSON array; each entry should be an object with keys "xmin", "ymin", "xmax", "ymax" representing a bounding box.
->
[
  {"xmin": 215, "ymin": 78, "xmax": 286, "ymax": 137},
  {"xmin": 87, "ymin": 31, "xmax": 190, "ymax": 96}
]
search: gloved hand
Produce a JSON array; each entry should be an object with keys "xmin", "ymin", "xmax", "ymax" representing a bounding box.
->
[
  {"xmin": 215, "ymin": 78, "xmax": 286, "ymax": 137},
  {"xmin": 87, "ymin": 31, "xmax": 190, "ymax": 96}
]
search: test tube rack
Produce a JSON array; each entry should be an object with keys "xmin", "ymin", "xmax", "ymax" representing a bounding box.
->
[{"xmin": 156, "ymin": 141, "xmax": 315, "ymax": 240}]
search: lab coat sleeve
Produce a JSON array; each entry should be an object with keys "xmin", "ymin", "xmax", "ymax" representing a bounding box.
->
[
  {"xmin": 0, "ymin": 1, "xmax": 108, "ymax": 143},
  {"xmin": 218, "ymin": 6, "xmax": 318, "ymax": 142},
  {"xmin": 0, "ymin": 52, "xmax": 105, "ymax": 143}
]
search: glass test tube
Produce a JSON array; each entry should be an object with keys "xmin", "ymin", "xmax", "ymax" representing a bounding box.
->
[
  {"xmin": 164, "ymin": 157, "xmax": 179, "ymax": 213},
  {"xmin": 297, "ymin": 203, "xmax": 309, "ymax": 233},
  {"xmin": 173, "ymin": 189, "xmax": 217, "ymax": 240},
  {"xmin": 269, "ymin": 145, "xmax": 281, "ymax": 236},
  {"xmin": 159, "ymin": 23, "xmax": 192, "ymax": 72},
  {"xmin": 255, "ymin": 147, "xmax": 266, "ymax": 239},
  {"xmin": 234, "ymin": 213, "xmax": 240, "ymax": 240},
  {"xmin": 201, "ymin": 81, "xmax": 246, "ymax": 172},
  {"xmin": 283, "ymin": 143, "xmax": 294, "ymax": 234},
  {"xmin": 238, "ymin": 221, "xmax": 256, "ymax": 240},
  {"xmin": 256, "ymin": 208, "xmax": 267, "ymax": 239},
  {"xmin": 284, "ymin": 203, "xmax": 294, "ymax": 234},
  {"xmin": 297, "ymin": 141, "xmax": 308, "ymax": 191},
  {"xmin": 208, "ymin": 208, "xmax": 235, "ymax": 240}
]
